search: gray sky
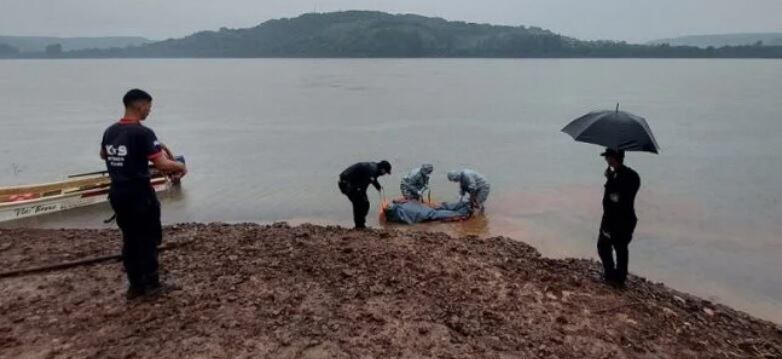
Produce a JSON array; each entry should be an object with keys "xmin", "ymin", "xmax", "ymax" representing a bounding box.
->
[{"xmin": 2, "ymin": 0, "xmax": 781, "ymax": 43}]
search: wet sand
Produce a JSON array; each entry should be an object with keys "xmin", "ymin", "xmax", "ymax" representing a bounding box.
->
[{"xmin": 1, "ymin": 223, "xmax": 781, "ymax": 358}]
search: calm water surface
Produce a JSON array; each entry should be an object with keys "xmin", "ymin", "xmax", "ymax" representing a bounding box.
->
[{"xmin": 1, "ymin": 59, "xmax": 780, "ymax": 323}]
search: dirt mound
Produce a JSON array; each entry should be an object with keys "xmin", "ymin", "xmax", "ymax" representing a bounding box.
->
[{"xmin": 1, "ymin": 223, "xmax": 780, "ymax": 358}]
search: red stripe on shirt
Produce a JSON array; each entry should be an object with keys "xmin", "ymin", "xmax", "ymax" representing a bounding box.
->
[{"xmin": 119, "ymin": 118, "xmax": 140, "ymax": 125}]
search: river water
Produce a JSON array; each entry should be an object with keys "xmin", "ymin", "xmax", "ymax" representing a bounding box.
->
[{"xmin": 1, "ymin": 59, "xmax": 780, "ymax": 323}]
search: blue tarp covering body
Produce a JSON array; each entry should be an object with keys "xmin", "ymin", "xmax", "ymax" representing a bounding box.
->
[{"xmin": 384, "ymin": 200, "xmax": 472, "ymax": 225}]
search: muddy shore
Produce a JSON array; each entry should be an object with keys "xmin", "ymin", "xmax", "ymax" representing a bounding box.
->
[{"xmin": 1, "ymin": 223, "xmax": 780, "ymax": 358}]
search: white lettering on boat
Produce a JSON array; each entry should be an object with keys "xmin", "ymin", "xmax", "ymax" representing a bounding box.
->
[{"xmin": 14, "ymin": 203, "xmax": 61, "ymax": 217}]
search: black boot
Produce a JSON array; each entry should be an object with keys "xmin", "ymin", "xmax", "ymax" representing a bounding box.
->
[
  {"xmin": 126, "ymin": 286, "xmax": 146, "ymax": 301},
  {"xmin": 144, "ymin": 272, "xmax": 181, "ymax": 297},
  {"xmin": 146, "ymin": 281, "xmax": 182, "ymax": 297}
]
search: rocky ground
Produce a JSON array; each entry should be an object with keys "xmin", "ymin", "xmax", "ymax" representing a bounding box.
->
[{"xmin": 0, "ymin": 223, "xmax": 780, "ymax": 358}]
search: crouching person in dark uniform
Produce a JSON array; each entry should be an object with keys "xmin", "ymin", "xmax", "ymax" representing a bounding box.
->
[
  {"xmin": 597, "ymin": 148, "xmax": 640, "ymax": 288},
  {"xmin": 338, "ymin": 161, "xmax": 391, "ymax": 229},
  {"xmin": 101, "ymin": 89, "xmax": 188, "ymax": 300}
]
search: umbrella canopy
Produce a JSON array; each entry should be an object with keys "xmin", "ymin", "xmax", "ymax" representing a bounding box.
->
[{"xmin": 562, "ymin": 106, "xmax": 660, "ymax": 154}]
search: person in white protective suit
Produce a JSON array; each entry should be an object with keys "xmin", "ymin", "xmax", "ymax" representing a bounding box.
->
[
  {"xmin": 447, "ymin": 169, "xmax": 490, "ymax": 213},
  {"xmin": 400, "ymin": 164, "xmax": 434, "ymax": 201}
]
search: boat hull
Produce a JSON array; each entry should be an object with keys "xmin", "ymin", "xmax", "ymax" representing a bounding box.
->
[{"xmin": 0, "ymin": 178, "xmax": 171, "ymax": 223}]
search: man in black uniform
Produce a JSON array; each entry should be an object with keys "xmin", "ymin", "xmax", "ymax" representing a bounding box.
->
[
  {"xmin": 338, "ymin": 161, "xmax": 391, "ymax": 229},
  {"xmin": 597, "ymin": 148, "xmax": 640, "ymax": 288},
  {"xmin": 101, "ymin": 89, "xmax": 187, "ymax": 300}
]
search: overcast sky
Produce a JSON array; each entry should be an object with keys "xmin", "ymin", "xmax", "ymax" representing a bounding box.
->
[{"xmin": 2, "ymin": 0, "xmax": 781, "ymax": 43}]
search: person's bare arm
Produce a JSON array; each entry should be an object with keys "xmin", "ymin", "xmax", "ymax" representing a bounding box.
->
[
  {"xmin": 99, "ymin": 148, "xmax": 107, "ymax": 160},
  {"xmin": 160, "ymin": 143, "xmax": 175, "ymax": 160},
  {"xmin": 151, "ymin": 155, "xmax": 187, "ymax": 177}
]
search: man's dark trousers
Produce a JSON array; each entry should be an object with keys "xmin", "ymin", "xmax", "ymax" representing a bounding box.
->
[
  {"xmin": 109, "ymin": 187, "xmax": 162, "ymax": 290},
  {"xmin": 339, "ymin": 181, "xmax": 369, "ymax": 228},
  {"xmin": 597, "ymin": 218, "xmax": 637, "ymax": 284}
]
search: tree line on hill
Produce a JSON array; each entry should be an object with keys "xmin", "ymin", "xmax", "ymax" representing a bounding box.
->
[{"xmin": 2, "ymin": 11, "xmax": 781, "ymax": 59}]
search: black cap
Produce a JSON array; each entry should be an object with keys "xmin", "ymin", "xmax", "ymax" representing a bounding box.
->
[
  {"xmin": 600, "ymin": 148, "xmax": 625, "ymax": 159},
  {"xmin": 378, "ymin": 160, "xmax": 392, "ymax": 174}
]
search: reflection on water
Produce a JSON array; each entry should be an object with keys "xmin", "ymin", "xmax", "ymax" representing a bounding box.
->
[{"xmin": 382, "ymin": 212, "xmax": 492, "ymax": 238}]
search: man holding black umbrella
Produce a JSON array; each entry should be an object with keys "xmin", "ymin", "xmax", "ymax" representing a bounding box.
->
[
  {"xmin": 597, "ymin": 148, "xmax": 640, "ymax": 288},
  {"xmin": 562, "ymin": 105, "xmax": 658, "ymax": 288}
]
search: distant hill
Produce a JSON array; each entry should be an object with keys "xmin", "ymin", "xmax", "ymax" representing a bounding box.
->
[
  {"xmin": 6, "ymin": 12, "xmax": 782, "ymax": 59},
  {"xmin": 0, "ymin": 43, "xmax": 19, "ymax": 56},
  {"xmin": 649, "ymin": 33, "xmax": 782, "ymax": 48},
  {"xmin": 0, "ymin": 35, "xmax": 152, "ymax": 53},
  {"xmin": 91, "ymin": 11, "xmax": 576, "ymax": 58}
]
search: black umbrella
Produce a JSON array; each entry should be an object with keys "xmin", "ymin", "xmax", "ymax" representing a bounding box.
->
[{"xmin": 562, "ymin": 105, "xmax": 660, "ymax": 154}]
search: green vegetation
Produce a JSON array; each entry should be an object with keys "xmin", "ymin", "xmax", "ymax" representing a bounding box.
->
[
  {"xmin": 0, "ymin": 43, "xmax": 20, "ymax": 57},
  {"xmin": 6, "ymin": 11, "xmax": 782, "ymax": 59},
  {"xmin": 0, "ymin": 35, "xmax": 151, "ymax": 53},
  {"xmin": 649, "ymin": 33, "xmax": 782, "ymax": 48}
]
